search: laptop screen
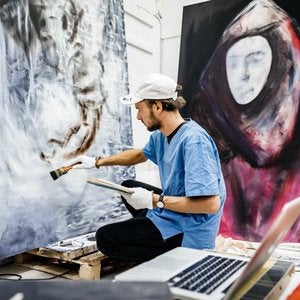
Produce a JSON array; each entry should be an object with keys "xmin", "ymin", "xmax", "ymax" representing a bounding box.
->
[{"xmin": 224, "ymin": 197, "xmax": 300, "ymax": 299}]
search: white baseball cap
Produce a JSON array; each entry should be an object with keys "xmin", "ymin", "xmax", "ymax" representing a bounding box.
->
[{"xmin": 120, "ymin": 73, "xmax": 178, "ymax": 105}]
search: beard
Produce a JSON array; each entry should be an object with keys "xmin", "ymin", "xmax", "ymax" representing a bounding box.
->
[
  {"xmin": 147, "ymin": 122, "xmax": 160, "ymax": 132},
  {"xmin": 145, "ymin": 110, "xmax": 161, "ymax": 132}
]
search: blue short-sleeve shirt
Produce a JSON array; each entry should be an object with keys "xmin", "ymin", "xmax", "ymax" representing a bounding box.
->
[{"xmin": 143, "ymin": 120, "xmax": 226, "ymax": 249}]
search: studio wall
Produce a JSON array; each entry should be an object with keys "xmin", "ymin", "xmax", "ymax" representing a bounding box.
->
[
  {"xmin": 0, "ymin": 0, "xmax": 133, "ymax": 259},
  {"xmin": 178, "ymin": 0, "xmax": 300, "ymax": 242}
]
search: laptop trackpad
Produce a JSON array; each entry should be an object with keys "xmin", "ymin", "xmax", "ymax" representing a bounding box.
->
[{"xmin": 145, "ymin": 255, "xmax": 192, "ymax": 272}]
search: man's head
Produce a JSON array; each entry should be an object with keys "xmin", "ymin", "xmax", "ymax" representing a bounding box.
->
[{"xmin": 120, "ymin": 73, "xmax": 186, "ymax": 132}]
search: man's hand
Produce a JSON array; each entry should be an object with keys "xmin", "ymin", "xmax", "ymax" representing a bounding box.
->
[
  {"xmin": 65, "ymin": 155, "xmax": 97, "ymax": 169},
  {"xmin": 120, "ymin": 187, "xmax": 153, "ymax": 209}
]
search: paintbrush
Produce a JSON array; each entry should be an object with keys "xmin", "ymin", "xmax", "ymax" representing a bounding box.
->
[{"xmin": 50, "ymin": 163, "xmax": 81, "ymax": 181}]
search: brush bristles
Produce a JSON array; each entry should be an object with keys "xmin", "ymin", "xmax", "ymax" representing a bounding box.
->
[
  {"xmin": 50, "ymin": 170, "xmax": 59, "ymax": 180},
  {"xmin": 50, "ymin": 167, "xmax": 68, "ymax": 181}
]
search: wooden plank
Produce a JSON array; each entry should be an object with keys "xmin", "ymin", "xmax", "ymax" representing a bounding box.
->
[
  {"xmin": 28, "ymin": 244, "xmax": 97, "ymax": 261},
  {"xmin": 15, "ymin": 249, "xmax": 107, "ymax": 280},
  {"xmin": 14, "ymin": 233, "xmax": 109, "ymax": 280},
  {"xmin": 79, "ymin": 263, "xmax": 100, "ymax": 280},
  {"xmin": 14, "ymin": 253, "xmax": 33, "ymax": 264},
  {"xmin": 20, "ymin": 261, "xmax": 70, "ymax": 276},
  {"xmin": 74, "ymin": 251, "xmax": 106, "ymax": 265},
  {"xmin": 19, "ymin": 261, "xmax": 81, "ymax": 280}
]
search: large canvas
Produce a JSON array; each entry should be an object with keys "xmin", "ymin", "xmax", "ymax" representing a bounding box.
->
[
  {"xmin": 178, "ymin": 0, "xmax": 300, "ymax": 242},
  {"xmin": 0, "ymin": 0, "xmax": 133, "ymax": 259}
]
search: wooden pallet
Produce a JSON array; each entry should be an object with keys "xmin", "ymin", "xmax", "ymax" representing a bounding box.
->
[{"xmin": 14, "ymin": 247, "xmax": 107, "ymax": 280}]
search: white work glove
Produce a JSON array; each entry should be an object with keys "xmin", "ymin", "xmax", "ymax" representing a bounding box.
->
[
  {"xmin": 65, "ymin": 155, "xmax": 96, "ymax": 169},
  {"xmin": 120, "ymin": 187, "xmax": 153, "ymax": 210}
]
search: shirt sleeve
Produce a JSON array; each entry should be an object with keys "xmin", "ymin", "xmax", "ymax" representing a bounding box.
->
[{"xmin": 184, "ymin": 132, "xmax": 220, "ymax": 197}]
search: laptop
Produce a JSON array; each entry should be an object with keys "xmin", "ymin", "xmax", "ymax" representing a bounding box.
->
[{"xmin": 115, "ymin": 197, "xmax": 300, "ymax": 299}]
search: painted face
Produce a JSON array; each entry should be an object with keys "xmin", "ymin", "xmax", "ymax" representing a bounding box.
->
[
  {"xmin": 226, "ymin": 35, "xmax": 272, "ymax": 105},
  {"xmin": 135, "ymin": 101, "xmax": 161, "ymax": 132}
]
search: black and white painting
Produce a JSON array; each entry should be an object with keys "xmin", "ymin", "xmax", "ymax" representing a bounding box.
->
[{"xmin": 0, "ymin": 0, "xmax": 133, "ymax": 259}]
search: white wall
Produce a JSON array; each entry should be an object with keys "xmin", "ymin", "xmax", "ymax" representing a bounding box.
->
[
  {"xmin": 123, "ymin": 0, "xmax": 161, "ymax": 186},
  {"xmin": 123, "ymin": 0, "xmax": 207, "ymax": 185},
  {"xmin": 160, "ymin": 0, "xmax": 209, "ymax": 78}
]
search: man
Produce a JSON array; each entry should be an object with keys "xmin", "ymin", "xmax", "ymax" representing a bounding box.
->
[{"xmin": 66, "ymin": 73, "xmax": 226, "ymax": 263}]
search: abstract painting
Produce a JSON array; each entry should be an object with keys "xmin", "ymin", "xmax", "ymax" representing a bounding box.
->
[
  {"xmin": 0, "ymin": 0, "xmax": 133, "ymax": 259},
  {"xmin": 178, "ymin": 0, "xmax": 300, "ymax": 242}
]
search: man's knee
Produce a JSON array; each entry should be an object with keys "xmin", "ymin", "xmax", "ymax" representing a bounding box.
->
[
  {"xmin": 95, "ymin": 224, "xmax": 112, "ymax": 251},
  {"xmin": 96, "ymin": 224, "xmax": 126, "ymax": 259}
]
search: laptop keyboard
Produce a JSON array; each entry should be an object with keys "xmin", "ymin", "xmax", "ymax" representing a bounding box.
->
[{"xmin": 168, "ymin": 255, "xmax": 247, "ymax": 295}]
